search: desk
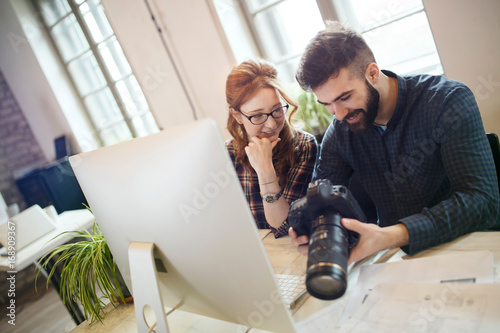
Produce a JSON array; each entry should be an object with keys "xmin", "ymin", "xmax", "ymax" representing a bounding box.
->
[
  {"xmin": 0, "ymin": 209, "xmax": 95, "ymax": 324},
  {"xmin": 70, "ymin": 231, "xmax": 500, "ymax": 332},
  {"xmin": 0, "ymin": 209, "xmax": 95, "ymax": 271},
  {"xmin": 294, "ymin": 231, "xmax": 500, "ymax": 327}
]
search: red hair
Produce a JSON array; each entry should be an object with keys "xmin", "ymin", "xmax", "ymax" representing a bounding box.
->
[{"xmin": 225, "ymin": 59, "xmax": 299, "ymax": 186}]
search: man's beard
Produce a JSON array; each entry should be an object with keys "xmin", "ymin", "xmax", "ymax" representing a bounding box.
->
[{"xmin": 342, "ymin": 79, "xmax": 380, "ymax": 133}]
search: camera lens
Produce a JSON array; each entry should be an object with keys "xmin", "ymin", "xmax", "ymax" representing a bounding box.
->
[
  {"xmin": 307, "ymin": 270, "xmax": 346, "ymax": 299},
  {"xmin": 305, "ymin": 213, "xmax": 349, "ymax": 300}
]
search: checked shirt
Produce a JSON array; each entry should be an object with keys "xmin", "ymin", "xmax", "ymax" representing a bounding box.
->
[
  {"xmin": 316, "ymin": 70, "xmax": 500, "ymax": 254},
  {"xmin": 226, "ymin": 130, "xmax": 317, "ymax": 238}
]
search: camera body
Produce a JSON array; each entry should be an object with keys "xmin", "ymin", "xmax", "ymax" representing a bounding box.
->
[{"xmin": 288, "ymin": 179, "xmax": 367, "ymax": 300}]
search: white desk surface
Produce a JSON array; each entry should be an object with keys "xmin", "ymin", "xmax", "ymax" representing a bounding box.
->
[
  {"xmin": 294, "ymin": 231, "xmax": 500, "ymax": 325},
  {"xmin": 0, "ymin": 209, "xmax": 95, "ymax": 271}
]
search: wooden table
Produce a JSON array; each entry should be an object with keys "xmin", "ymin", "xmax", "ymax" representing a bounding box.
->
[{"xmin": 71, "ymin": 231, "xmax": 500, "ymax": 332}]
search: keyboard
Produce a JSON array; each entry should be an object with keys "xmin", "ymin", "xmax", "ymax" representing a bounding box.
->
[{"xmin": 275, "ymin": 274, "xmax": 307, "ymax": 310}]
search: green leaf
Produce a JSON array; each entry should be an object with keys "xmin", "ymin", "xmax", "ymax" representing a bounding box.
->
[
  {"xmin": 294, "ymin": 89, "xmax": 333, "ymax": 138},
  {"xmin": 34, "ymin": 209, "xmax": 128, "ymax": 323}
]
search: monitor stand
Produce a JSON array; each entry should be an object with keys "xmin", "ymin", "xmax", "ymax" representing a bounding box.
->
[
  {"xmin": 128, "ymin": 242, "xmax": 253, "ymax": 333},
  {"xmin": 129, "ymin": 242, "xmax": 172, "ymax": 332}
]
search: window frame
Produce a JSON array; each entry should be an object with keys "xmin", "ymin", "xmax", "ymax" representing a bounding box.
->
[
  {"xmin": 217, "ymin": 0, "xmax": 443, "ymax": 83},
  {"xmin": 238, "ymin": 0, "xmax": 325, "ymax": 68},
  {"xmin": 32, "ymin": 0, "xmax": 159, "ymax": 148}
]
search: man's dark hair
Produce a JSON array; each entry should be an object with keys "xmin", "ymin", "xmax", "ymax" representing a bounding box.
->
[{"xmin": 296, "ymin": 21, "xmax": 376, "ymax": 91}]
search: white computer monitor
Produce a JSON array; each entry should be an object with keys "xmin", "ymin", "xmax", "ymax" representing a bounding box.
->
[{"xmin": 69, "ymin": 118, "xmax": 296, "ymax": 333}]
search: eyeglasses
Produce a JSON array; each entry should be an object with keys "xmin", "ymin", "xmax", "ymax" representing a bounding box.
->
[{"xmin": 238, "ymin": 104, "xmax": 289, "ymax": 125}]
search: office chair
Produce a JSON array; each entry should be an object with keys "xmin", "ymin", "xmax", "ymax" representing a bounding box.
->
[
  {"xmin": 486, "ymin": 133, "xmax": 500, "ymax": 231},
  {"xmin": 487, "ymin": 133, "xmax": 500, "ymax": 189}
]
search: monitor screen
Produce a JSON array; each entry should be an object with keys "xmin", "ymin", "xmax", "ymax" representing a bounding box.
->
[{"xmin": 69, "ymin": 118, "xmax": 296, "ymax": 332}]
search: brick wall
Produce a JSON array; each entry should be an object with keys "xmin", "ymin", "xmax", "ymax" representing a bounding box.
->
[{"xmin": 0, "ymin": 69, "xmax": 47, "ymax": 210}]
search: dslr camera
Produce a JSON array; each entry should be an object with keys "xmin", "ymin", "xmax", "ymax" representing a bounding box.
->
[{"xmin": 288, "ymin": 179, "xmax": 367, "ymax": 300}]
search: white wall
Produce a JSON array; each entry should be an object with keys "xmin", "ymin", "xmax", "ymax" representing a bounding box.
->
[
  {"xmin": 0, "ymin": 0, "xmax": 72, "ymax": 161},
  {"xmin": 424, "ymin": 0, "xmax": 500, "ymax": 133},
  {"xmin": 102, "ymin": 0, "xmax": 235, "ymax": 138}
]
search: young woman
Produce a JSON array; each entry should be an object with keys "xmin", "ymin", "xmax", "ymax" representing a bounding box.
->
[{"xmin": 225, "ymin": 59, "xmax": 317, "ymax": 237}]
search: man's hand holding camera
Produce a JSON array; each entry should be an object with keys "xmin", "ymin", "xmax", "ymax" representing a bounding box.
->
[
  {"xmin": 289, "ymin": 218, "xmax": 410, "ymax": 266},
  {"xmin": 287, "ymin": 180, "xmax": 369, "ymax": 299}
]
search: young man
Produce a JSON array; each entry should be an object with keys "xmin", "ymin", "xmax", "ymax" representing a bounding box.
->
[{"xmin": 290, "ymin": 21, "xmax": 499, "ymax": 265}]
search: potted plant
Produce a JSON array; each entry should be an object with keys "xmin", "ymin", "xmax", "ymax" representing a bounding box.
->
[
  {"xmin": 294, "ymin": 90, "xmax": 333, "ymax": 142},
  {"xmin": 36, "ymin": 209, "xmax": 131, "ymax": 323}
]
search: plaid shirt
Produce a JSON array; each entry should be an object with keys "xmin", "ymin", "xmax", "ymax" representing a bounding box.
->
[
  {"xmin": 316, "ymin": 70, "xmax": 500, "ymax": 255},
  {"xmin": 226, "ymin": 131, "xmax": 317, "ymax": 237}
]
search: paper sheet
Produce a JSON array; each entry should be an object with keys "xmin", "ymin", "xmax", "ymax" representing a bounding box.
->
[
  {"xmin": 296, "ymin": 297, "xmax": 347, "ymax": 332},
  {"xmin": 295, "ymin": 250, "xmax": 495, "ymax": 332},
  {"xmin": 339, "ymin": 250, "xmax": 495, "ymax": 326},
  {"xmin": 338, "ymin": 283, "xmax": 500, "ymax": 333}
]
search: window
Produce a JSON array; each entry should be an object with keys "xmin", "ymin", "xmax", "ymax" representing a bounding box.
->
[
  {"xmin": 213, "ymin": 0, "xmax": 325, "ymax": 83},
  {"xmin": 35, "ymin": 0, "xmax": 159, "ymax": 148},
  {"xmin": 332, "ymin": 0, "xmax": 443, "ymax": 75},
  {"xmin": 213, "ymin": 0, "xmax": 443, "ymax": 85}
]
